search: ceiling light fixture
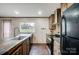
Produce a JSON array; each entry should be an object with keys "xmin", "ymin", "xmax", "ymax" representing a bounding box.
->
[
  {"xmin": 38, "ymin": 11, "xmax": 42, "ymax": 15},
  {"xmin": 14, "ymin": 10, "xmax": 19, "ymax": 15}
]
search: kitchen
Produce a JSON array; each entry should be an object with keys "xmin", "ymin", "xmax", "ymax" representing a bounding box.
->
[
  {"xmin": 0, "ymin": 3, "xmax": 60, "ymax": 55},
  {"xmin": 0, "ymin": 3, "xmax": 78, "ymax": 55}
]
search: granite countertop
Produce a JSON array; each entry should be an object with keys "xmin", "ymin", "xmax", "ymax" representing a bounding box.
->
[
  {"xmin": 0, "ymin": 34, "xmax": 32, "ymax": 55},
  {"xmin": 53, "ymin": 37, "xmax": 60, "ymax": 44},
  {"xmin": 47, "ymin": 34, "xmax": 60, "ymax": 44}
]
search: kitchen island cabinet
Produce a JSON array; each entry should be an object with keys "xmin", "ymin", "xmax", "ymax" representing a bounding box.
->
[
  {"xmin": 22, "ymin": 37, "xmax": 31, "ymax": 55},
  {"xmin": 0, "ymin": 34, "xmax": 32, "ymax": 55},
  {"xmin": 4, "ymin": 38, "xmax": 31, "ymax": 55},
  {"xmin": 11, "ymin": 45, "xmax": 23, "ymax": 55}
]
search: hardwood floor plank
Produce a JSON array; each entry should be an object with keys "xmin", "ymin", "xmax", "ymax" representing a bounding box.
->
[{"xmin": 29, "ymin": 44, "xmax": 51, "ymax": 55}]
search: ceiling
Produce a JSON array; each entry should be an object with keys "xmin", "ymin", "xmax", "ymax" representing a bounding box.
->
[{"xmin": 0, "ymin": 3, "xmax": 60, "ymax": 17}]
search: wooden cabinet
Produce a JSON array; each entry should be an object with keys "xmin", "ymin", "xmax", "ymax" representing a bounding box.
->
[
  {"xmin": 3, "ymin": 36, "xmax": 32, "ymax": 55},
  {"xmin": 53, "ymin": 8, "xmax": 61, "ymax": 34},
  {"xmin": 61, "ymin": 3, "xmax": 68, "ymax": 13},
  {"xmin": 57, "ymin": 9, "xmax": 61, "ymax": 23},
  {"xmin": 12, "ymin": 45, "xmax": 23, "ymax": 55},
  {"xmin": 23, "ymin": 38, "xmax": 31, "ymax": 55},
  {"xmin": 52, "ymin": 24, "xmax": 56, "ymax": 30},
  {"xmin": 61, "ymin": 3, "xmax": 73, "ymax": 16},
  {"xmin": 49, "ymin": 14, "xmax": 55, "ymax": 30},
  {"xmin": 53, "ymin": 40, "xmax": 60, "ymax": 55},
  {"xmin": 49, "ymin": 8, "xmax": 61, "ymax": 34},
  {"xmin": 54, "ymin": 8, "xmax": 61, "ymax": 24},
  {"xmin": 3, "ymin": 42, "xmax": 23, "ymax": 55}
]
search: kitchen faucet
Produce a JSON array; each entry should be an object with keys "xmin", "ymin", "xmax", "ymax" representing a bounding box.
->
[{"xmin": 14, "ymin": 27, "xmax": 20, "ymax": 37}]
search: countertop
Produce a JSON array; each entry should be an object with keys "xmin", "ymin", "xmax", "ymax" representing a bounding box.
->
[
  {"xmin": 47, "ymin": 34, "xmax": 61, "ymax": 55},
  {"xmin": 47, "ymin": 34, "xmax": 60, "ymax": 44},
  {"xmin": 0, "ymin": 34, "xmax": 32, "ymax": 55},
  {"xmin": 53, "ymin": 37, "xmax": 60, "ymax": 44}
]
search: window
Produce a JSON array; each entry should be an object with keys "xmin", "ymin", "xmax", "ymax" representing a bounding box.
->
[
  {"xmin": 3, "ymin": 20, "xmax": 11, "ymax": 39},
  {"xmin": 20, "ymin": 22, "xmax": 35, "ymax": 34}
]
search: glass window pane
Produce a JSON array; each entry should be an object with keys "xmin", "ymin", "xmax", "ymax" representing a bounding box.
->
[{"xmin": 20, "ymin": 22, "xmax": 35, "ymax": 34}]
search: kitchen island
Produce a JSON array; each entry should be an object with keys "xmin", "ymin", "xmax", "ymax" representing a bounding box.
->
[{"xmin": 0, "ymin": 34, "xmax": 33, "ymax": 55}]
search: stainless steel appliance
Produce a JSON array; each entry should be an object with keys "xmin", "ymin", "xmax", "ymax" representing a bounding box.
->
[{"xmin": 60, "ymin": 3, "xmax": 79, "ymax": 55}]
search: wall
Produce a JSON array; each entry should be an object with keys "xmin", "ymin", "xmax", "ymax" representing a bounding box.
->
[
  {"xmin": 0, "ymin": 20, "xmax": 3, "ymax": 42},
  {"xmin": 0, "ymin": 18, "xmax": 13, "ymax": 41},
  {"xmin": 0, "ymin": 17, "xmax": 50, "ymax": 43}
]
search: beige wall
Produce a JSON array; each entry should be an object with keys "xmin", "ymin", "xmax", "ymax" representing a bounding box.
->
[
  {"xmin": 0, "ymin": 20, "xmax": 3, "ymax": 42},
  {"xmin": 0, "ymin": 18, "xmax": 50, "ymax": 43}
]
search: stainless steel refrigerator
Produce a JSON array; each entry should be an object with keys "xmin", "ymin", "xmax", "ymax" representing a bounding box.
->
[{"xmin": 60, "ymin": 3, "xmax": 79, "ymax": 55}]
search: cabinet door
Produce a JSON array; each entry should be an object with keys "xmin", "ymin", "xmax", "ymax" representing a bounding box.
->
[
  {"xmin": 61, "ymin": 3, "xmax": 73, "ymax": 15},
  {"xmin": 54, "ymin": 41, "xmax": 60, "ymax": 55},
  {"xmin": 22, "ymin": 38, "xmax": 30, "ymax": 55},
  {"xmin": 12, "ymin": 45, "xmax": 23, "ymax": 55},
  {"xmin": 61, "ymin": 3, "xmax": 68, "ymax": 13},
  {"xmin": 26, "ymin": 39, "xmax": 30, "ymax": 54},
  {"xmin": 49, "ymin": 14, "xmax": 55, "ymax": 30},
  {"xmin": 57, "ymin": 9, "xmax": 61, "ymax": 23},
  {"xmin": 23, "ymin": 41, "xmax": 27, "ymax": 55}
]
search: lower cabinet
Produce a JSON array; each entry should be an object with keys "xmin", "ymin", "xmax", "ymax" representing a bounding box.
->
[
  {"xmin": 53, "ymin": 40, "xmax": 60, "ymax": 55},
  {"xmin": 3, "ymin": 37, "xmax": 32, "ymax": 55},
  {"xmin": 12, "ymin": 45, "xmax": 23, "ymax": 55},
  {"xmin": 22, "ymin": 38, "xmax": 30, "ymax": 55}
]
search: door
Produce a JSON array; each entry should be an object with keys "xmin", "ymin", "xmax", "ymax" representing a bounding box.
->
[
  {"xmin": 61, "ymin": 15, "xmax": 70, "ymax": 54},
  {"xmin": 64, "ymin": 3, "xmax": 79, "ymax": 38},
  {"xmin": 67, "ymin": 37, "xmax": 79, "ymax": 54},
  {"xmin": 61, "ymin": 16, "xmax": 66, "ymax": 54},
  {"xmin": 61, "ymin": 4, "xmax": 79, "ymax": 54}
]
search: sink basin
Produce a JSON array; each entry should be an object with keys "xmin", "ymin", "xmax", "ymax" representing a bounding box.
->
[
  {"xmin": 12, "ymin": 36, "xmax": 26, "ymax": 40},
  {"xmin": 18, "ymin": 36, "xmax": 26, "ymax": 40},
  {"xmin": 12, "ymin": 34, "xmax": 31, "ymax": 40}
]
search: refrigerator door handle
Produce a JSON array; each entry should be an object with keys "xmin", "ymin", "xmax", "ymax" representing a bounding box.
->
[{"xmin": 61, "ymin": 15, "xmax": 67, "ymax": 36}]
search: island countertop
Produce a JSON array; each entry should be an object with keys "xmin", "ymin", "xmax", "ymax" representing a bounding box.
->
[{"xmin": 0, "ymin": 34, "xmax": 32, "ymax": 55}]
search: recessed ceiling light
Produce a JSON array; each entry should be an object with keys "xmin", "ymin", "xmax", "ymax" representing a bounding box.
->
[
  {"xmin": 38, "ymin": 11, "xmax": 42, "ymax": 15},
  {"xmin": 14, "ymin": 10, "xmax": 19, "ymax": 15}
]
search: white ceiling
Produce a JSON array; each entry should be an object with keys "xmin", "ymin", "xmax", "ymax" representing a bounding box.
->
[{"xmin": 0, "ymin": 3, "xmax": 60, "ymax": 17}]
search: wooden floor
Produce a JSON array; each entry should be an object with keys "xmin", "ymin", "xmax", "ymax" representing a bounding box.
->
[{"xmin": 29, "ymin": 44, "xmax": 51, "ymax": 55}]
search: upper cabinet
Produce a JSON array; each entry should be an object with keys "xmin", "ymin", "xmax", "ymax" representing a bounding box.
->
[
  {"xmin": 49, "ymin": 3, "xmax": 73, "ymax": 34},
  {"xmin": 49, "ymin": 8, "xmax": 61, "ymax": 34},
  {"xmin": 54, "ymin": 8, "xmax": 61, "ymax": 34},
  {"xmin": 61, "ymin": 3, "xmax": 68, "ymax": 13},
  {"xmin": 61, "ymin": 3, "xmax": 73, "ymax": 16},
  {"xmin": 54, "ymin": 8, "xmax": 61, "ymax": 24},
  {"xmin": 49, "ymin": 14, "xmax": 55, "ymax": 30}
]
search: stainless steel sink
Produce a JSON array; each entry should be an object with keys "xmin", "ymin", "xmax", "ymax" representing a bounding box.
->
[
  {"xmin": 18, "ymin": 36, "xmax": 26, "ymax": 40},
  {"xmin": 12, "ymin": 36, "xmax": 26, "ymax": 40}
]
